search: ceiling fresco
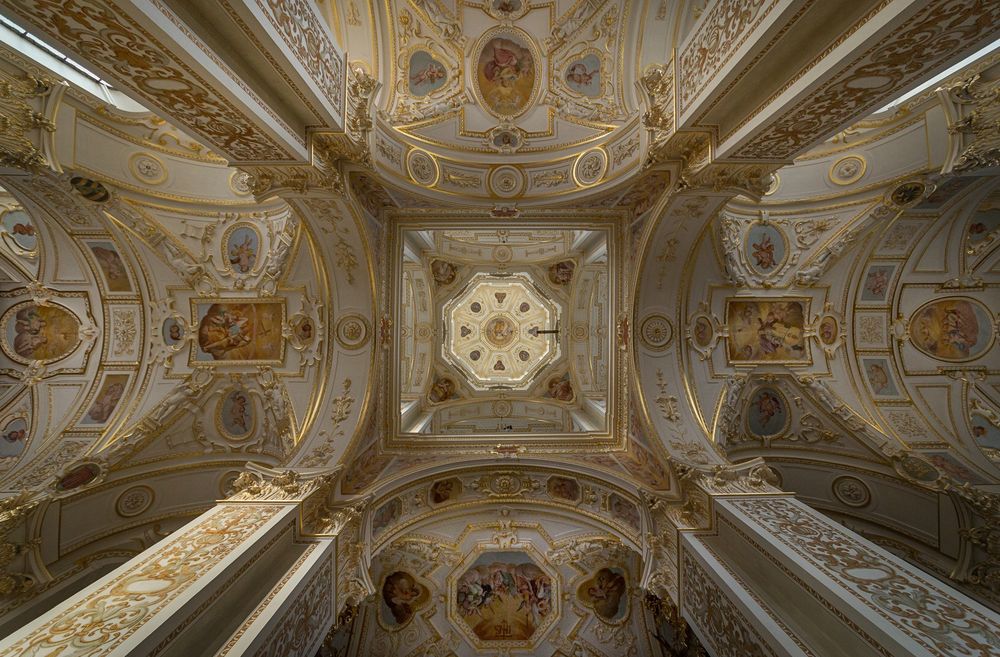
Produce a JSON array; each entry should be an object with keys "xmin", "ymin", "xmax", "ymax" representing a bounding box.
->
[
  {"xmin": 367, "ymin": 0, "xmax": 652, "ymax": 204},
  {"xmin": 391, "ymin": 221, "xmax": 624, "ymax": 447},
  {"xmin": 1, "ymin": 1, "xmax": 999, "ymax": 654}
]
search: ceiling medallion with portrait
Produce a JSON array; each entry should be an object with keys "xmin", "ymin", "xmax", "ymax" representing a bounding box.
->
[{"xmin": 443, "ymin": 273, "xmax": 560, "ymax": 391}]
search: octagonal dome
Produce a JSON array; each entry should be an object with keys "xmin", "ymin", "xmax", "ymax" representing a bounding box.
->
[{"xmin": 443, "ymin": 273, "xmax": 561, "ymax": 390}]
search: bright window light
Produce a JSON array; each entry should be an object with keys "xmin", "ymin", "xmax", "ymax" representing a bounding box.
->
[
  {"xmin": 876, "ymin": 39, "xmax": 1000, "ymax": 113},
  {"xmin": 0, "ymin": 14, "xmax": 114, "ymax": 88}
]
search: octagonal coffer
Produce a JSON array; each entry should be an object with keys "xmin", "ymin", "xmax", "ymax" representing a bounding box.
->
[{"xmin": 442, "ymin": 272, "xmax": 562, "ymax": 390}]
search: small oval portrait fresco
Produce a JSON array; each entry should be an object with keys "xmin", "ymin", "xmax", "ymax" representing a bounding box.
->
[
  {"xmin": 88, "ymin": 242, "xmax": 132, "ymax": 292},
  {"xmin": 909, "ymin": 297, "xmax": 994, "ymax": 362},
  {"xmin": 2, "ymin": 209, "xmax": 37, "ymax": 251},
  {"xmin": 565, "ymin": 54, "xmax": 602, "ymax": 97},
  {"xmin": 491, "ymin": 129, "xmax": 522, "ymax": 151},
  {"xmin": 430, "ymin": 477, "xmax": 463, "ymax": 504},
  {"xmin": 577, "ymin": 567, "xmax": 628, "ymax": 622},
  {"xmin": 747, "ymin": 387, "xmax": 789, "ymax": 438},
  {"xmin": 691, "ymin": 316, "xmax": 713, "ymax": 348},
  {"xmin": 547, "ymin": 475, "xmax": 580, "ymax": 502},
  {"xmin": 0, "ymin": 417, "xmax": 27, "ymax": 458},
  {"xmin": 547, "ymin": 260, "xmax": 575, "ymax": 286},
  {"xmin": 476, "ymin": 29, "xmax": 537, "ymax": 118},
  {"xmin": 818, "ymin": 315, "xmax": 839, "ymax": 345},
  {"xmin": 219, "ymin": 389, "xmax": 254, "ymax": 439},
  {"xmin": 428, "ymin": 376, "xmax": 458, "ymax": 404},
  {"xmin": 380, "ymin": 571, "xmax": 430, "ymax": 629},
  {"xmin": 745, "ymin": 223, "xmax": 786, "ymax": 273},
  {"xmin": 490, "ymin": 0, "xmax": 523, "ymax": 16},
  {"xmin": 57, "ymin": 462, "xmax": 101, "ymax": 492},
  {"xmin": 408, "ymin": 51, "xmax": 447, "ymax": 96},
  {"xmin": 2, "ymin": 302, "xmax": 81, "ymax": 364},
  {"xmin": 162, "ymin": 317, "xmax": 185, "ymax": 346},
  {"xmin": 224, "ymin": 224, "xmax": 260, "ymax": 274},
  {"xmin": 545, "ymin": 373, "xmax": 575, "ymax": 402},
  {"xmin": 431, "ymin": 259, "xmax": 458, "ymax": 286}
]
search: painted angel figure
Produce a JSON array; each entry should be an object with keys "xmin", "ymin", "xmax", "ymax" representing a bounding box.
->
[{"xmin": 409, "ymin": 62, "xmax": 445, "ymax": 87}]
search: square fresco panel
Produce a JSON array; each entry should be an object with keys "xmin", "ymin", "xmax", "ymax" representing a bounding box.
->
[
  {"xmin": 860, "ymin": 357, "xmax": 902, "ymax": 398},
  {"xmin": 87, "ymin": 241, "xmax": 133, "ymax": 293},
  {"xmin": 859, "ymin": 264, "xmax": 896, "ymax": 303},
  {"xmin": 725, "ymin": 298, "xmax": 809, "ymax": 364},
  {"xmin": 81, "ymin": 373, "xmax": 129, "ymax": 425},
  {"xmin": 191, "ymin": 300, "xmax": 285, "ymax": 364}
]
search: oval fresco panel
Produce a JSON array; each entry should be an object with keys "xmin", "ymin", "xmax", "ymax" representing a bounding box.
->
[
  {"xmin": 475, "ymin": 28, "xmax": 537, "ymax": 118},
  {"xmin": 2, "ymin": 302, "xmax": 81, "ymax": 364},
  {"xmin": 408, "ymin": 50, "xmax": 448, "ymax": 96},
  {"xmin": 163, "ymin": 317, "xmax": 185, "ymax": 346},
  {"xmin": 745, "ymin": 223, "xmax": 786, "ymax": 274},
  {"xmin": 746, "ymin": 387, "xmax": 789, "ymax": 438},
  {"xmin": 0, "ymin": 417, "xmax": 27, "ymax": 458},
  {"xmin": 218, "ymin": 389, "xmax": 254, "ymax": 439},
  {"xmin": 57, "ymin": 462, "xmax": 101, "ymax": 491},
  {"xmin": 909, "ymin": 297, "xmax": 994, "ymax": 362},
  {"xmin": 971, "ymin": 414, "xmax": 1000, "ymax": 452},
  {"xmin": 818, "ymin": 315, "xmax": 839, "ymax": 345},
  {"xmin": 565, "ymin": 53, "xmax": 602, "ymax": 97},
  {"xmin": 2, "ymin": 209, "xmax": 37, "ymax": 251},
  {"xmin": 224, "ymin": 224, "xmax": 260, "ymax": 274}
]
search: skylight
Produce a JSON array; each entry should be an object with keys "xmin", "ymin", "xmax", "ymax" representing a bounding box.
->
[
  {"xmin": 876, "ymin": 39, "xmax": 1000, "ymax": 113},
  {"xmin": 0, "ymin": 14, "xmax": 113, "ymax": 87}
]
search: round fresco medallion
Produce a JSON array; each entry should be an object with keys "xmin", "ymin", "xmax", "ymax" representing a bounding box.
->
[
  {"xmin": 829, "ymin": 155, "xmax": 867, "ymax": 185},
  {"xmin": 336, "ymin": 314, "xmax": 370, "ymax": 350},
  {"xmin": 115, "ymin": 485, "xmax": 154, "ymax": 517},
  {"xmin": 2, "ymin": 209, "xmax": 38, "ymax": 251},
  {"xmin": 223, "ymin": 223, "xmax": 261, "ymax": 274},
  {"xmin": 488, "ymin": 165, "xmax": 525, "ymax": 198},
  {"xmin": 565, "ymin": 53, "xmax": 602, "ymax": 97},
  {"xmin": 0, "ymin": 416, "xmax": 27, "ymax": 459},
  {"xmin": 763, "ymin": 172, "xmax": 780, "ymax": 196},
  {"xmin": 407, "ymin": 50, "xmax": 448, "ymax": 96},
  {"xmin": 406, "ymin": 149, "xmax": 439, "ymax": 186},
  {"xmin": 229, "ymin": 170, "xmax": 253, "ymax": 196},
  {"xmin": 691, "ymin": 316, "xmax": 714, "ymax": 348},
  {"xmin": 69, "ymin": 176, "xmax": 110, "ymax": 203},
  {"xmin": 574, "ymin": 148, "xmax": 608, "ymax": 186},
  {"xmin": 474, "ymin": 27, "xmax": 539, "ymax": 119},
  {"xmin": 908, "ymin": 297, "xmax": 994, "ymax": 362},
  {"xmin": 493, "ymin": 244, "xmax": 513, "ymax": 262},
  {"xmin": 577, "ymin": 567, "xmax": 628, "ymax": 623},
  {"xmin": 218, "ymin": 389, "xmax": 254, "ymax": 440},
  {"xmin": 639, "ymin": 314, "xmax": 673, "ymax": 351},
  {"xmin": 483, "ymin": 316, "xmax": 517, "ymax": 348},
  {"xmin": 57, "ymin": 462, "xmax": 101, "ymax": 492},
  {"xmin": 832, "ymin": 476, "xmax": 871, "ymax": 508},
  {"xmin": 219, "ymin": 470, "xmax": 243, "ymax": 497},
  {"xmin": 745, "ymin": 222, "xmax": 787, "ymax": 274},
  {"xmin": 1, "ymin": 301, "xmax": 81, "ymax": 364},
  {"xmin": 746, "ymin": 387, "xmax": 790, "ymax": 438},
  {"xmin": 889, "ymin": 181, "xmax": 926, "ymax": 208},
  {"xmin": 162, "ymin": 317, "xmax": 185, "ymax": 346},
  {"xmin": 129, "ymin": 152, "xmax": 166, "ymax": 184},
  {"xmin": 818, "ymin": 315, "xmax": 840, "ymax": 345}
]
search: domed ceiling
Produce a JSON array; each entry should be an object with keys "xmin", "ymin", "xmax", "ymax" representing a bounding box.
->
[
  {"xmin": 392, "ymin": 221, "xmax": 625, "ymax": 446},
  {"xmin": 368, "ymin": 0, "xmax": 649, "ymax": 205}
]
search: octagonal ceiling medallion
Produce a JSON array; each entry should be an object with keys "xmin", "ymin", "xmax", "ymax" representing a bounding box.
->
[{"xmin": 443, "ymin": 273, "xmax": 560, "ymax": 390}]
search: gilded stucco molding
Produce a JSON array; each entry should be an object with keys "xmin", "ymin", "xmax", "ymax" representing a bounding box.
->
[{"xmin": 0, "ymin": 69, "xmax": 54, "ymax": 173}]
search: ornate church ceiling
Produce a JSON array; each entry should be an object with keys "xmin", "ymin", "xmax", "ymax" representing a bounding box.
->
[{"xmin": 0, "ymin": 0, "xmax": 998, "ymax": 654}]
